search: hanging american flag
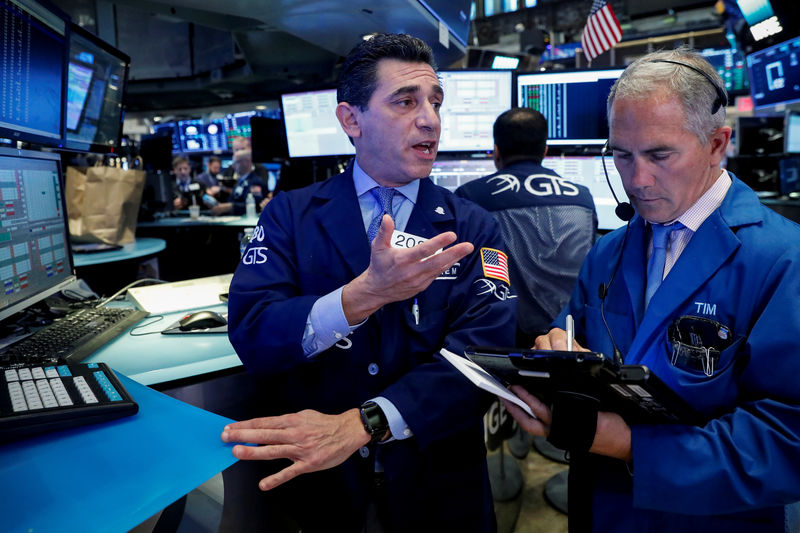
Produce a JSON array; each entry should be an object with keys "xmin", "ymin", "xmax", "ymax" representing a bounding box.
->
[
  {"xmin": 581, "ymin": 0, "xmax": 622, "ymax": 63},
  {"xmin": 480, "ymin": 248, "xmax": 509, "ymax": 284}
]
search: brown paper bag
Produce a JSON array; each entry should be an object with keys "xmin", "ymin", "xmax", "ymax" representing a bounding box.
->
[{"xmin": 65, "ymin": 163, "xmax": 146, "ymax": 245}]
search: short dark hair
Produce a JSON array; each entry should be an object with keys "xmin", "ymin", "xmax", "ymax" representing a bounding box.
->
[
  {"xmin": 207, "ymin": 156, "xmax": 221, "ymax": 165},
  {"xmin": 493, "ymin": 108, "xmax": 548, "ymax": 164},
  {"xmin": 172, "ymin": 155, "xmax": 189, "ymax": 168},
  {"xmin": 337, "ymin": 33, "xmax": 437, "ymax": 110}
]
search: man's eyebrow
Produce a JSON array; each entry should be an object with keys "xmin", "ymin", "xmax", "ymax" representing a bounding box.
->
[
  {"xmin": 608, "ymin": 143, "xmax": 675, "ymax": 153},
  {"xmin": 388, "ymin": 84, "xmax": 444, "ymax": 99}
]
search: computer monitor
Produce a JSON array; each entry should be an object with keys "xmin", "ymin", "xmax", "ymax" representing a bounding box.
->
[
  {"xmin": 0, "ymin": 147, "xmax": 75, "ymax": 324},
  {"xmin": 63, "ymin": 23, "xmax": 129, "ymax": 153},
  {"xmin": 745, "ymin": 34, "xmax": 800, "ymax": 109},
  {"xmin": 151, "ymin": 122, "xmax": 179, "ymax": 152},
  {"xmin": 223, "ymin": 110, "xmax": 267, "ymax": 151},
  {"xmin": 251, "ymin": 117, "xmax": 289, "ymax": 162},
  {"xmin": 139, "ymin": 134, "xmax": 174, "ymax": 172},
  {"xmin": 280, "ymin": 88, "xmax": 355, "ymax": 158},
  {"xmin": 428, "ymin": 158, "xmax": 497, "ymax": 191},
  {"xmin": 542, "ymin": 155, "xmax": 629, "ymax": 231},
  {"xmin": 698, "ymin": 47, "xmax": 750, "ymax": 95},
  {"xmin": 177, "ymin": 118, "xmax": 227, "ymax": 153},
  {"xmin": 0, "ymin": 0, "xmax": 69, "ymax": 147},
  {"xmin": 784, "ymin": 109, "xmax": 800, "ymax": 154},
  {"xmin": 438, "ymin": 70, "xmax": 513, "ymax": 152},
  {"xmin": 735, "ymin": 115, "xmax": 784, "ymax": 155},
  {"xmin": 516, "ymin": 68, "xmax": 625, "ymax": 146}
]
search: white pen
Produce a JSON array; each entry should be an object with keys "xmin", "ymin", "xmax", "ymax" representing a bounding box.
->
[
  {"xmin": 412, "ymin": 298, "xmax": 420, "ymax": 325},
  {"xmin": 566, "ymin": 314, "xmax": 574, "ymax": 352}
]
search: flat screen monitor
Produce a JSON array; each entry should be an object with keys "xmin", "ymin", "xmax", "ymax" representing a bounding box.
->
[
  {"xmin": 177, "ymin": 118, "xmax": 226, "ymax": 153},
  {"xmin": 429, "ymin": 158, "xmax": 497, "ymax": 191},
  {"xmin": 516, "ymin": 68, "xmax": 624, "ymax": 146},
  {"xmin": 64, "ymin": 24, "xmax": 129, "ymax": 153},
  {"xmin": 251, "ymin": 116, "xmax": 289, "ymax": 162},
  {"xmin": 0, "ymin": 0, "xmax": 68, "ymax": 147},
  {"xmin": 542, "ymin": 155, "xmax": 629, "ymax": 231},
  {"xmin": 745, "ymin": 35, "xmax": 800, "ymax": 108},
  {"xmin": 699, "ymin": 47, "xmax": 750, "ymax": 95},
  {"xmin": 224, "ymin": 110, "xmax": 277, "ymax": 151},
  {"xmin": 0, "ymin": 147, "xmax": 75, "ymax": 323},
  {"xmin": 735, "ymin": 115, "xmax": 784, "ymax": 155},
  {"xmin": 280, "ymin": 89, "xmax": 355, "ymax": 158},
  {"xmin": 139, "ymin": 134, "xmax": 174, "ymax": 172},
  {"xmin": 786, "ymin": 109, "xmax": 800, "ymax": 153},
  {"xmin": 151, "ymin": 122, "xmax": 179, "ymax": 152},
  {"xmin": 438, "ymin": 70, "xmax": 513, "ymax": 152}
]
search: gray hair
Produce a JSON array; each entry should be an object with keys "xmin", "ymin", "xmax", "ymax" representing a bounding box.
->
[{"xmin": 607, "ymin": 47, "xmax": 727, "ymax": 144}]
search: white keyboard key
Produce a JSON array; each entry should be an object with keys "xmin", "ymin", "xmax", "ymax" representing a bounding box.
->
[
  {"xmin": 44, "ymin": 367, "xmax": 59, "ymax": 378},
  {"xmin": 73, "ymin": 376, "xmax": 98, "ymax": 404},
  {"xmin": 35, "ymin": 380, "xmax": 58, "ymax": 409},
  {"xmin": 21, "ymin": 381, "xmax": 43, "ymax": 410},
  {"xmin": 8, "ymin": 381, "xmax": 27, "ymax": 412},
  {"xmin": 49, "ymin": 378, "xmax": 73, "ymax": 406},
  {"xmin": 31, "ymin": 367, "xmax": 46, "ymax": 380},
  {"xmin": 18, "ymin": 368, "xmax": 32, "ymax": 380},
  {"xmin": 5, "ymin": 369, "xmax": 19, "ymax": 382}
]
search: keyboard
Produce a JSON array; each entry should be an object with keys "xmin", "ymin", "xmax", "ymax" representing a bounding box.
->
[
  {"xmin": 0, "ymin": 361, "xmax": 138, "ymax": 442},
  {"xmin": 0, "ymin": 307, "xmax": 148, "ymax": 365}
]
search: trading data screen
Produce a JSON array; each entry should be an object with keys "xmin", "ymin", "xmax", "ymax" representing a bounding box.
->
[
  {"xmin": 0, "ymin": 0, "xmax": 67, "ymax": 145},
  {"xmin": 517, "ymin": 69, "xmax": 624, "ymax": 146},
  {"xmin": 542, "ymin": 155, "xmax": 628, "ymax": 230},
  {"xmin": 0, "ymin": 150, "xmax": 72, "ymax": 321},
  {"xmin": 746, "ymin": 35, "xmax": 800, "ymax": 109},
  {"xmin": 429, "ymin": 158, "xmax": 497, "ymax": 191},
  {"xmin": 64, "ymin": 26, "xmax": 128, "ymax": 152},
  {"xmin": 281, "ymin": 89, "xmax": 355, "ymax": 158},
  {"xmin": 178, "ymin": 118, "xmax": 227, "ymax": 152},
  {"xmin": 699, "ymin": 47, "xmax": 749, "ymax": 94},
  {"xmin": 438, "ymin": 70, "xmax": 512, "ymax": 152}
]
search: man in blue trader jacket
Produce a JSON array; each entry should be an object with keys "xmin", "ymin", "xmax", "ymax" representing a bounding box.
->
[
  {"xmin": 222, "ymin": 33, "xmax": 515, "ymax": 531},
  {"xmin": 503, "ymin": 48, "xmax": 800, "ymax": 532}
]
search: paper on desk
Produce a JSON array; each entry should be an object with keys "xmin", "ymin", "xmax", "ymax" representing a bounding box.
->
[
  {"xmin": 440, "ymin": 348, "xmax": 536, "ymax": 418},
  {"xmin": 127, "ymin": 273, "xmax": 233, "ymax": 314}
]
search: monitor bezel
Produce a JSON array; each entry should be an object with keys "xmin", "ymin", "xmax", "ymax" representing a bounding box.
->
[
  {"xmin": 0, "ymin": 0, "xmax": 70, "ymax": 148},
  {"xmin": 513, "ymin": 66, "xmax": 625, "ymax": 147},
  {"xmin": 62, "ymin": 22, "xmax": 131, "ymax": 154},
  {"xmin": 0, "ymin": 147, "xmax": 76, "ymax": 324}
]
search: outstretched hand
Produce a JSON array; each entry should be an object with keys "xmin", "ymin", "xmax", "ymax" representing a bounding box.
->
[
  {"xmin": 342, "ymin": 215, "xmax": 474, "ymax": 324},
  {"xmin": 221, "ymin": 408, "xmax": 370, "ymax": 491}
]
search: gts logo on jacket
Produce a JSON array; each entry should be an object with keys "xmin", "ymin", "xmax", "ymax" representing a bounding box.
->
[{"xmin": 489, "ymin": 174, "xmax": 580, "ymax": 197}]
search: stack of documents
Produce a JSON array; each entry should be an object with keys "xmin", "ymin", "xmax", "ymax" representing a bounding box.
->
[{"xmin": 127, "ymin": 274, "xmax": 233, "ymax": 314}]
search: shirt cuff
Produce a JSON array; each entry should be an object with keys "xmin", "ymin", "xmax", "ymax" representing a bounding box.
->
[
  {"xmin": 302, "ymin": 286, "xmax": 362, "ymax": 357},
  {"xmin": 372, "ymin": 396, "xmax": 413, "ymax": 441}
]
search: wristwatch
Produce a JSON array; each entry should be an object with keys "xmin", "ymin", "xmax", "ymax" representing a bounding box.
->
[{"xmin": 359, "ymin": 401, "xmax": 389, "ymax": 443}]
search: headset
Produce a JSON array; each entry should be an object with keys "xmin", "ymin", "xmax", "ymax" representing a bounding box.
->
[{"xmin": 595, "ymin": 58, "xmax": 728, "ymax": 365}]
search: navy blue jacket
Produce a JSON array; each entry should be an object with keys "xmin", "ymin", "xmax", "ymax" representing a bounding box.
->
[{"xmin": 228, "ymin": 166, "xmax": 516, "ymax": 530}]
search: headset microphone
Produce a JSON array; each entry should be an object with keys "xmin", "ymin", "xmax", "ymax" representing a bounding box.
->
[{"xmin": 600, "ymin": 141, "xmax": 635, "ymax": 222}]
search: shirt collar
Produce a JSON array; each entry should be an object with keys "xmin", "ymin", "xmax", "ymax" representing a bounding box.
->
[
  {"xmin": 353, "ymin": 159, "xmax": 420, "ymax": 204},
  {"xmin": 673, "ymin": 170, "xmax": 732, "ymax": 232}
]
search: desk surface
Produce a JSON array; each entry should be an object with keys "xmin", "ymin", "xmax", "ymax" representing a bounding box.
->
[
  {"xmin": 86, "ymin": 303, "xmax": 241, "ymax": 387},
  {"xmin": 72, "ymin": 237, "xmax": 166, "ymax": 267},
  {"xmin": 0, "ymin": 373, "xmax": 238, "ymax": 533},
  {"xmin": 138, "ymin": 214, "xmax": 259, "ymax": 228}
]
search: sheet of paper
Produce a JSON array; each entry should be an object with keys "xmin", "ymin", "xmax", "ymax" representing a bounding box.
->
[
  {"xmin": 127, "ymin": 273, "xmax": 233, "ymax": 314},
  {"xmin": 440, "ymin": 348, "xmax": 536, "ymax": 418}
]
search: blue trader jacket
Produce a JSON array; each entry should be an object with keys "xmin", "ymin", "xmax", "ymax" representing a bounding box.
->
[
  {"xmin": 556, "ymin": 175, "xmax": 800, "ymax": 532},
  {"xmin": 228, "ymin": 166, "xmax": 516, "ymax": 531}
]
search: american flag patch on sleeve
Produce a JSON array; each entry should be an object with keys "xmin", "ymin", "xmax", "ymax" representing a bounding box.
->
[{"xmin": 480, "ymin": 248, "xmax": 509, "ymax": 284}]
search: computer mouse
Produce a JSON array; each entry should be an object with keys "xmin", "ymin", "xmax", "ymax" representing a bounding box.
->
[{"xmin": 178, "ymin": 310, "xmax": 228, "ymax": 331}]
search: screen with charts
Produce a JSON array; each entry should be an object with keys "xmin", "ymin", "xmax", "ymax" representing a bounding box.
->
[
  {"xmin": 0, "ymin": 0, "xmax": 68, "ymax": 147},
  {"xmin": 64, "ymin": 24, "xmax": 129, "ymax": 152},
  {"xmin": 281, "ymin": 89, "xmax": 355, "ymax": 158},
  {"xmin": 428, "ymin": 158, "xmax": 497, "ymax": 191},
  {"xmin": 516, "ymin": 69, "xmax": 624, "ymax": 146},
  {"xmin": 438, "ymin": 70, "xmax": 513, "ymax": 152},
  {"xmin": 223, "ymin": 109, "xmax": 281, "ymax": 151},
  {"xmin": 699, "ymin": 47, "xmax": 749, "ymax": 95},
  {"xmin": 0, "ymin": 148, "xmax": 74, "ymax": 323},
  {"xmin": 746, "ymin": 34, "xmax": 800, "ymax": 109},
  {"xmin": 542, "ymin": 155, "xmax": 629, "ymax": 231},
  {"xmin": 178, "ymin": 118, "xmax": 227, "ymax": 153}
]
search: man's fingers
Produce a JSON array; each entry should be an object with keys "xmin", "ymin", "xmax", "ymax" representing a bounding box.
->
[
  {"xmin": 501, "ymin": 399, "xmax": 547, "ymax": 437},
  {"xmin": 372, "ymin": 215, "xmax": 396, "ymax": 249},
  {"xmin": 509, "ymin": 385, "xmax": 552, "ymax": 426},
  {"xmin": 232, "ymin": 443, "xmax": 296, "ymax": 461},
  {"xmin": 258, "ymin": 462, "xmax": 307, "ymax": 491}
]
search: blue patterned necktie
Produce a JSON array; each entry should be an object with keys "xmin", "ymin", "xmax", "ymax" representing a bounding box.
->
[
  {"xmin": 366, "ymin": 187, "xmax": 395, "ymax": 242},
  {"xmin": 645, "ymin": 223, "xmax": 679, "ymax": 309}
]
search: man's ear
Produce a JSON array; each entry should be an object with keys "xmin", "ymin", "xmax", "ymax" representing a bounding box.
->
[
  {"xmin": 336, "ymin": 102, "xmax": 362, "ymax": 139},
  {"xmin": 708, "ymin": 126, "xmax": 732, "ymax": 167}
]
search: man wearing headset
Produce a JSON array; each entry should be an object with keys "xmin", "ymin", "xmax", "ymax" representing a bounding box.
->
[{"xmin": 503, "ymin": 47, "xmax": 800, "ymax": 532}]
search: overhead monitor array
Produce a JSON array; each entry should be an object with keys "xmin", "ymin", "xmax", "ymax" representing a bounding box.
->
[{"xmin": 745, "ymin": 34, "xmax": 800, "ymax": 109}]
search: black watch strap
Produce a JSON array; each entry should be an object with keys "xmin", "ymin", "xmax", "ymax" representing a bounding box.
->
[{"xmin": 359, "ymin": 401, "xmax": 389, "ymax": 443}]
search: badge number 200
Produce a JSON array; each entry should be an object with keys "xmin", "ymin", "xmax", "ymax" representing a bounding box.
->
[{"xmin": 392, "ymin": 230, "xmax": 428, "ymax": 249}]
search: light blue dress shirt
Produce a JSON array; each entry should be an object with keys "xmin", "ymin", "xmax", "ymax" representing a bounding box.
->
[{"xmin": 301, "ymin": 159, "xmax": 420, "ymax": 440}]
